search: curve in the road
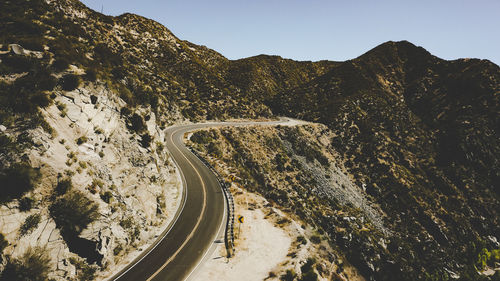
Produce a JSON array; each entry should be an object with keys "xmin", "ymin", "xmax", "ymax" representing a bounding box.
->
[{"xmin": 111, "ymin": 118, "xmax": 292, "ymax": 281}]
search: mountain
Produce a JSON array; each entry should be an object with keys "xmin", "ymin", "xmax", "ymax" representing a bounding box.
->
[
  {"xmin": 0, "ymin": 0, "xmax": 499, "ymax": 280},
  {"xmin": 270, "ymin": 41, "xmax": 500, "ymax": 279}
]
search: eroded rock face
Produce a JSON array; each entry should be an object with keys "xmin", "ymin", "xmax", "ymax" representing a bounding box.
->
[{"xmin": 0, "ymin": 83, "xmax": 182, "ymax": 280}]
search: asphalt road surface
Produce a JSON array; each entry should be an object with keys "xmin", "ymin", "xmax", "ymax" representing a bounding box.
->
[{"xmin": 111, "ymin": 119, "xmax": 289, "ymax": 281}]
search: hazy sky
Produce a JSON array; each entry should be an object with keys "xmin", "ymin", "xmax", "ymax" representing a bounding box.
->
[{"xmin": 80, "ymin": 0, "xmax": 500, "ymax": 65}]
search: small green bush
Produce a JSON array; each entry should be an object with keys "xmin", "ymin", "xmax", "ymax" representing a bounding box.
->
[
  {"xmin": 299, "ymin": 271, "xmax": 318, "ymax": 281},
  {"xmin": 35, "ymin": 72, "xmax": 57, "ymax": 91},
  {"xmin": 301, "ymin": 258, "xmax": 316, "ymax": 273},
  {"xmin": 207, "ymin": 142, "xmax": 222, "ymax": 158},
  {"xmin": 55, "ymin": 178, "xmax": 72, "ymax": 195},
  {"xmin": 310, "ymin": 235, "xmax": 321, "ymax": 244},
  {"xmin": 128, "ymin": 113, "xmax": 145, "ymax": 133},
  {"xmin": 299, "ymin": 258, "xmax": 318, "ymax": 281},
  {"xmin": 280, "ymin": 269, "xmax": 297, "ymax": 281},
  {"xmin": 190, "ymin": 130, "xmax": 213, "ymax": 144},
  {"xmin": 20, "ymin": 214, "xmax": 41, "ymax": 235},
  {"xmin": 49, "ymin": 190, "xmax": 99, "ymax": 235},
  {"xmin": 120, "ymin": 217, "xmax": 134, "ymax": 229},
  {"xmin": 120, "ymin": 106, "xmax": 132, "ymax": 116},
  {"xmin": 100, "ymin": 191, "xmax": 113, "ymax": 203},
  {"xmin": 0, "ymin": 246, "xmax": 51, "ymax": 281},
  {"xmin": 76, "ymin": 136, "xmax": 88, "ymax": 145},
  {"xmin": 140, "ymin": 133, "xmax": 152, "ymax": 148},
  {"xmin": 0, "ymin": 162, "xmax": 41, "ymax": 202},
  {"xmin": 18, "ymin": 196, "xmax": 35, "ymax": 211}
]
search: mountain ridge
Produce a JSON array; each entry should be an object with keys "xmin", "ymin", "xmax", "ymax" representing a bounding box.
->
[{"xmin": 0, "ymin": 0, "xmax": 499, "ymax": 280}]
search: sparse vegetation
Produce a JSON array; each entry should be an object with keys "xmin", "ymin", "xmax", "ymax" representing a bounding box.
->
[
  {"xmin": 281, "ymin": 269, "xmax": 297, "ymax": 281},
  {"xmin": 18, "ymin": 196, "xmax": 35, "ymax": 212},
  {"xmin": 0, "ymin": 246, "xmax": 51, "ymax": 281},
  {"xmin": 70, "ymin": 256, "xmax": 97, "ymax": 281},
  {"xmin": 0, "ymin": 162, "xmax": 41, "ymax": 203},
  {"xmin": 140, "ymin": 133, "xmax": 152, "ymax": 148},
  {"xmin": 0, "ymin": 0, "xmax": 498, "ymax": 280},
  {"xmin": 49, "ymin": 190, "xmax": 99, "ymax": 235},
  {"xmin": 20, "ymin": 214, "xmax": 41, "ymax": 236},
  {"xmin": 55, "ymin": 178, "xmax": 72, "ymax": 195},
  {"xmin": 76, "ymin": 136, "xmax": 88, "ymax": 145},
  {"xmin": 100, "ymin": 191, "xmax": 113, "ymax": 203},
  {"xmin": 94, "ymin": 127, "xmax": 103, "ymax": 134},
  {"xmin": 127, "ymin": 113, "xmax": 146, "ymax": 133}
]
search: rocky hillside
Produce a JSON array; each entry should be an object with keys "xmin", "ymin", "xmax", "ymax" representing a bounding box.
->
[
  {"xmin": 0, "ymin": 0, "xmax": 499, "ymax": 280},
  {"xmin": 271, "ymin": 41, "xmax": 500, "ymax": 280}
]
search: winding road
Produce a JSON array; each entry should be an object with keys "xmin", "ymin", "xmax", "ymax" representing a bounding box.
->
[{"xmin": 111, "ymin": 119, "xmax": 291, "ymax": 281}]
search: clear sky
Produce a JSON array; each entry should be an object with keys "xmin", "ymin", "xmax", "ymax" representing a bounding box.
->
[{"xmin": 80, "ymin": 0, "xmax": 500, "ymax": 65}]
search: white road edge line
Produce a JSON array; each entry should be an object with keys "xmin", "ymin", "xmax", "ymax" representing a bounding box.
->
[
  {"xmin": 145, "ymin": 127, "xmax": 208, "ymax": 281},
  {"xmin": 110, "ymin": 127, "xmax": 189, "ymax": 281},
  {"xmin": 112, "ymin": 118, "xmax": 293, "ymax": 281},
  {"xmin": 183, "ymin": 158, "xmax": 228, "ymax": 281}
]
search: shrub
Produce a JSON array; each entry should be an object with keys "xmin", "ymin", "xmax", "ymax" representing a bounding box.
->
[
  {"xmin": 280, "ymin": 269, "xmax": 297, "ymax": 281},
  {"xmin": 70, "ymin": 257, "xmax": 97, "ymax": 281},
  {"xmin": 156, "ymin": 142, "xmax": 164, "ymax": 152},
  {"xmin": 140, "ymin": 133, "xmax": 152, "ymax": 148},
  {"xmin": 0, "ymin": 246, "xmax": 51, "ymax": 281},
  {"xmin": 20, "ymin": 214, "xmax": 41, "ymax": 235},
  {"xmin": 29, "ymin": 91, "xmax": 51, "ymax": 109},
  {"xmin": 120, "ymin": 217, "xmax": 134, "ymax": 229},
  {"xmin": 190, "ymin": 130, "xmax": 213, "ymax": 144},
  {"xmin": 1, "ymin": 73, "xmax": 52, "ymax": 113},
  {"xmin": 55, "ymin": 178, "xmax": 72, "ymax": 195},
  {"xmin": 207, "ymin": 142, "xmax": 222, "ymax": 158},
  {"xmin": 310, "ymin": 235, "xmax": 321, "ymax": 244},
  {"xmin": 118, "ymin": 83, "xmax": 134, "ymax": 104},
  {"xmin": 94, "ymin": 127, "xmax": 103, "ymax": 134},
  {"xmin": 100, "ymin": 191, "xmax": 113, "ymax": 203},
  {"xmin": 94, "ymin": 43, "xmax": 121, "ymax": 66},
  {"xmin": 300, "ymin": 271, "xmax": 318, "ymax": 281},
  {"xmin": 301, "ymin": 258, "xmax": 316, "ymax": 273},
  {"xmin": 128, "ymin": 113, "xmax": 145, "ymax": 133},
  {"xmin": 120, "ymin": 106, "xmax": 132, "ymax": 116},
  {"xmin": 76, "ymin": 136, "xmax": 88, "ymax": 145},
  {"xmin": 60, "ymin": 74, "xmax": 81, "ymax": 91},
  {"xmin": 18, "ymin": 196, "xmax": 35, "ymax": 211},
  {"xmin": 49, "ymin": 190, "xmax": 99, "ymax": 235},
  {"xmin": 0, "ymin": 162, "xmax": 41, "ymax": 202}
]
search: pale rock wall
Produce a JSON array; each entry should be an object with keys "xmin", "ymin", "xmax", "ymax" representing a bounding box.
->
[{"xmin": 0, "ymin": 82, "xmax": 183, "ymax": 280}]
